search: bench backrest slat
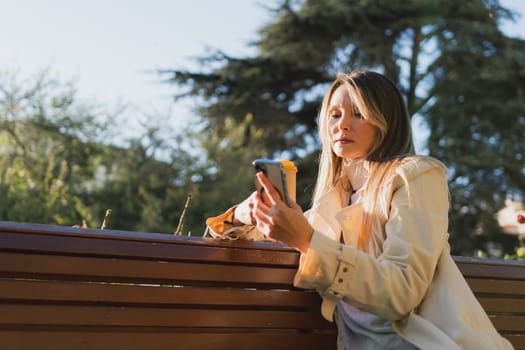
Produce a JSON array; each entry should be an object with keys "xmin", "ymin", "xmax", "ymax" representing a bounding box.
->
[
  {"xmin": 0, "ymin": 252, "xmax": 297, "ymax": 287},
  {"xmin": 0, "ymin": 280, "xmax": 321, "ymax": 308},
  {"xmin": 0, "ymin": 331, "xmax": 338, "ymax": 350},
  {"xmin": 2, "ymin": 304, "xmax": 333, "ymax": 329},
  {"xmin": 0, "ymin": 231, "xmax": 298, "ymax": 266}
]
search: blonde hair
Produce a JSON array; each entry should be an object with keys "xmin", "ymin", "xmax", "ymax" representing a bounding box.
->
[{"xmin": 313, "ymin": 70, "xmax": 417, "ymax": 252}]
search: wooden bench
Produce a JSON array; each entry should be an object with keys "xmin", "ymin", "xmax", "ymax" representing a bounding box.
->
[{"xmin": 0, "ymin": 221, "xmax": 524, "ymax": 349}]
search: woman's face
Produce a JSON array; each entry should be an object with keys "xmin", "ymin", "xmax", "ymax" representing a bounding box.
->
[{"xmin": 328, "ymin": 85, "xmax": 378, "ymax": 160}]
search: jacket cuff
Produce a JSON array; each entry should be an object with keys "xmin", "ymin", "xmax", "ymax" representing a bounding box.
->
[
  {"xmin": 293, "ymin": 231, "xmax": 341, "ymax": 290},
  {"xmin": 294, "ymin": 232, "xmax": 361, "ymax": 321},
  {"xmin": 205, "ymin": 206, "xmax": 237, "ymax": 235}
]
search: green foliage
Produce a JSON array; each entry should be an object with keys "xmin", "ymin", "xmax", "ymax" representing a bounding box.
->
[
  {"xmin": 427, "ymin": 34, "xmax": 525, "ymax": 255},
  {"xmin": 162, "ymin": 0, "xmax": 525, "ymax": 256},
  {"xmin": 87, "ymin": 127, "xmax": 203, "ymax": 233},
  {"xmin": 0, "ymin": 70, "xmax": 201, "ymax": 234},
  {"xmin": 504, "ymin": 246, "xmax": 525, "ymax": 261},
  {"xmin": 0, "ymin": 70, "xmax": 108, "ymax": 226}
]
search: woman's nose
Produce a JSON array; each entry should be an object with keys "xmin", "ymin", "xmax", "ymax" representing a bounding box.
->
[{"xmin": 338, "ymin": 116, "xmax": 351, "ymax": 131}]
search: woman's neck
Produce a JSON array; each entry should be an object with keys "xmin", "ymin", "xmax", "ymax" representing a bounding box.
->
[{"xmin": 343, "ymin": 159, "xmax": 369, "ymax": 192}]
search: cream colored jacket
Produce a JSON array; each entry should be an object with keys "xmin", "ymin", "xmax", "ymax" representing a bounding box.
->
[{"xmin": 294, "ymin": 158, "xmax": 513, "ymax": 349}]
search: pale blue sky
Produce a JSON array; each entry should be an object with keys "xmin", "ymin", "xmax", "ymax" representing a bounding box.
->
[
  {"xmin": 0, "ymin": 1, "xmax": 276, "ymax": 115},
  {"xmin": 1, "ymin": 0, "xmax": 524, "ymax": 137}
]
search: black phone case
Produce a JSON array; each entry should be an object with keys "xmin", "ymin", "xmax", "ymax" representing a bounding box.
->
[{"xmin": 252, "ymin": 159, "xmax": 290, "ymax": 206}]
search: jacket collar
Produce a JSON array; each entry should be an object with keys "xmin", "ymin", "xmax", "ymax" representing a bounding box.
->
[
  {"xmin": 307, "ymin": 188, "xmax": 364, "ymax": 246},
  {"xmin": 343, "ymin": 158, "xmax": 370, "ymax": 193}
]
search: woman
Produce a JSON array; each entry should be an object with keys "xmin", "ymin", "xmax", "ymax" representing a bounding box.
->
[{"xmin": 206, "ymin": 70, "xmax": 512, "ymax": 349}]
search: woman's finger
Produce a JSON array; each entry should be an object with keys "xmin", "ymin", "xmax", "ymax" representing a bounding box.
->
[{"xmin": 256, "ymin": 172, "xmax": 281, "ymax": 205}]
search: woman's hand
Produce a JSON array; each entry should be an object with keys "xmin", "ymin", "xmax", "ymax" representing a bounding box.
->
[{"xmin": 252, "ymin": 172, "xmax": 313, "ymax": 253}]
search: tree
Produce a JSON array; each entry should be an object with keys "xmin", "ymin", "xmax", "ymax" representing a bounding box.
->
[
  {"xmin": 89, "ymin": 123, "xmax": 204, "ymax": 233},
  {"xmin": 0, "ymin": 69, "xmax": 111, "ymax": 226},
  {"xmin": 0, "ymin": 69, "xmax": 202, "ymax": 235},
  {"xmin": 427, "ymin": 33, "xmax": 525, "ymax": 254},
  {"xmin": 162, "ymin": 0, "xmax": 525, "ymax": 255}
]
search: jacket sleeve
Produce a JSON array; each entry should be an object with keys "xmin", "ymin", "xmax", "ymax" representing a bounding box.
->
[{"xmin": 294, "ymin": 164, "xmax": 449, "ymax": 321}]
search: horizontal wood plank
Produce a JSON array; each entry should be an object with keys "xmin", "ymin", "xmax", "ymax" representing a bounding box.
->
[
  {"xmin": 0, "ymin": 231, "xmax": 299, "ymax": 267},
  {"xmin": 478, "ymin": 297, "xmax": 525, "ymax": 314},
  {"xmin": 506, "ymin": 335, "xmax": 525, "ymax": 350},
  {"xmin": 0, "ymin": 279, "xmax": 322, "ymax": 308},
  {"xmin": 0, "ymin": 331, "xmax": 337, "ymax": 350},
  {"xmin": 466, "ymin": 278, "xmax": 525, "ymax": 296},
  {"xmin": 0, "ymin": 305, "xmax": 333, "ymax": 329},
  {"xmin": 490, "ymin": 315, "xmax": 525, "ymax": 332},
  {"xmin": 0, "ymin": 252, "xmax": 296, "ymax": 287},
  {"xmin": 455, "ymin": 257, "xmax": 525, "ymax": 280}
]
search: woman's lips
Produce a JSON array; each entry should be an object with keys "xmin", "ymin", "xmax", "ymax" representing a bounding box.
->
[{"xmin": 335, "ymin": 137, "xmax": 353, "ymax": 144}]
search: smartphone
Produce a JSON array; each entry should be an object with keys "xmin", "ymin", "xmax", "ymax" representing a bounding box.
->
[{"xmin": 252, "ymin": 159, "xmax": 291, "ymax": 206}]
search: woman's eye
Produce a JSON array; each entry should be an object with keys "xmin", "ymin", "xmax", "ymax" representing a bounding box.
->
[
  {"xmin": 354, "ymin": 111, "xmax": 363, "ymax": 119},
  {"xmin": 330, "ymin": 112, "xmax": 341, "ymax": 119}
]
